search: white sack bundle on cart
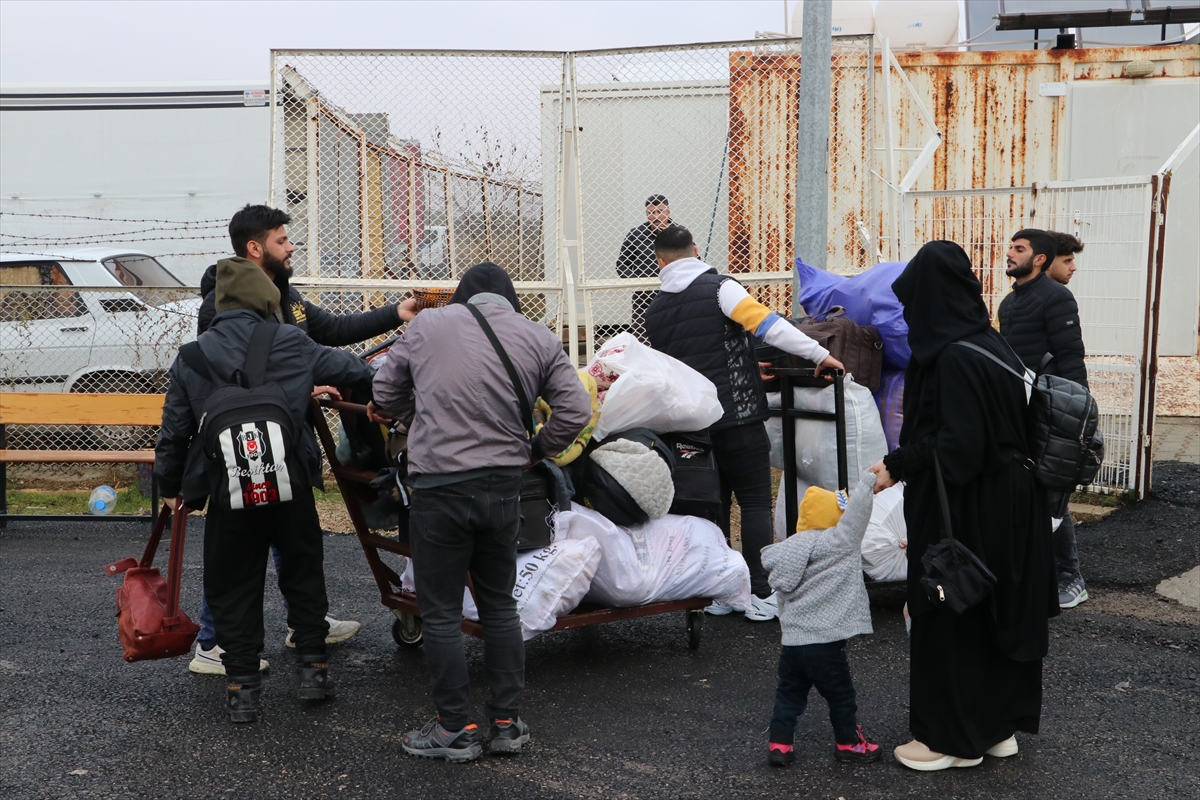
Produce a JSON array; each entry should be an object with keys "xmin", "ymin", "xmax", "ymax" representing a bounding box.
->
[
  {"xmin": 556, "ymin": 506, "xmax": 752, "ymax": 611},
  {"xmin": 765, "ymin": 381, "xmax": 887, "ymax": 494},
  {"xmin": 401, "ymin": 537, "xmax": 603, "ymax": 641},
  {"xmin": 585, "ymin": 333, "xmax": 723, "ymax": 440}
]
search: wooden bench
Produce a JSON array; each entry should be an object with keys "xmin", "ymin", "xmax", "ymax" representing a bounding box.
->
[{"xmin": 0, "ymin": 392, "xmax": 164, "ymax": 524}]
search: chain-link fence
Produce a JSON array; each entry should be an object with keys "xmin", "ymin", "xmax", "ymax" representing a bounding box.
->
[
  {"xmin": 899, "ymin": 177, "xmax": 1166, "ymax": 496},
  {"xmin": 269, "ymin": 39, "xmax": 878, "ymax": 362}
]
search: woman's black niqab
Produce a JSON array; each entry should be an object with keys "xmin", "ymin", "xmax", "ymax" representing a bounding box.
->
[
  {"xmin": 891, "ymin": 241, "xmax": 990, "ymax": 367},
  {"xmin": 450, "ymin": 262, "xmax": 521, "ymax": 314}
]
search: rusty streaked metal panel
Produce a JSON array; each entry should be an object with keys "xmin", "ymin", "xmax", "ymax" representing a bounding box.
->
[
  {"xmin": 728, "ymin": 49, "xmax": 874, "ymax": 276},
  {"xmin": 726, "ymin": 43, "xmax": 1198, "ymax": 278}
]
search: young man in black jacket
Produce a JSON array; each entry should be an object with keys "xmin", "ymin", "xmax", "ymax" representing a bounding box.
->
[
  {"xmin": 997, "ymin": 228, "xmax": 1090, "ymax": 609},
  {"xmin": 616, "ymin": 194, "xmax": 676, "ymax": 340},
  {"xmin": 156, "ymin": 259, "xmax": 373, "ymax": 722},
  {"xmin": 189, "ymin": 205, "xmax": 416, "ymax": 675}
]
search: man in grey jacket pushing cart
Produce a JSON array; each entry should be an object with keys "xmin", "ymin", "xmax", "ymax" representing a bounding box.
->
[{"xmin": 370, "ymin": 262, "xmax": 591, "ymax": 762}]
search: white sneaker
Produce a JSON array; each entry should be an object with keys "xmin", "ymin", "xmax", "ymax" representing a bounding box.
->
[
  {"xmin": 285, "ymin": 615, "xmax": 362, "ymax": 647},
  {"xmin": 188, "ymin": 643, "xmax": 269, "ymax": 676},
  {"xmin": 704, "ymin": 600, "xmax": 734, "ymax": 616},
  {"xmin": 745, "ymin": 592, "xmax": 779, "ymax": 622},
  {"xmin": 986, "ymin": 735, "xmax": 1018, "ymax": 758}
]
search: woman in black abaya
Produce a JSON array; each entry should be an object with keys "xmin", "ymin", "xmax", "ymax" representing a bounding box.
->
[{"xmin": 869, "ymin": 241, "xmax": 1058, "ymax": 771}]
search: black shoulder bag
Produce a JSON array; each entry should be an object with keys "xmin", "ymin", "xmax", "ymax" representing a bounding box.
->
[
  {"xmin": 919, "ymin": 450, "xmax": 998, "ymax": 615},
  {"xmin": 464, "ymin": 302, "xmax": 534, "ymax": 438}
]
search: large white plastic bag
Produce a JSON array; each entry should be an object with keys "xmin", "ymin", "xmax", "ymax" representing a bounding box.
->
[
  {"xmin": 591, "ymin": 333, "xmax": 723, "ymax": 440},
  {"xmin": 556, "ymin": 506, "xmax": 751, "ymax": 610},
  {"xmin": 401, "ymin": 537, "xmax": 603, "ymax": 641},
  {"xmin": 861, "ymin": 483, "xmax": 908, "ymax": 582},
  {"xmin": 765, "ymin": 381, "xmax": 887, "ymax": 494}
]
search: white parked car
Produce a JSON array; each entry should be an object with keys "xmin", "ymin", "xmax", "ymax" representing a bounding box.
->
[{"xmin": 0, "ymin": 247, "xmax": 200, "ymax": 396}]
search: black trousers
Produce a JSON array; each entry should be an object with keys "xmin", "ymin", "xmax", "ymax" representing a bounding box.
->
[
  {"xmin": 769, "ymin": 640, "xmax": 860, "ymax": 745},
  {"xmin": 710, "ymin": 421, "xmax": 774, "ymax": 597},
  {"xmin": 203, "ymin": 491, "xmax": 329, "ymax": 677},
  {"xmin": 409, "ymin": 473, "xmax": 524, "ymax": 731}
]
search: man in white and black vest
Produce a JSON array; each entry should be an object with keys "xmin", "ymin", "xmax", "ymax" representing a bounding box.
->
[
  {"xmin": 644, "ymin": 225, "xmax": 844, "ymax": 622},
  {"xmin": 155, "ymin": 259, "xmax": 372, "ymax": 722}
]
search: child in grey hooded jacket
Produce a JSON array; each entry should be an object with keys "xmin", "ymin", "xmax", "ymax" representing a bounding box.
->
[{"xmin": 759, "ymin": 471, "xmax": 881, "ymax": 766}]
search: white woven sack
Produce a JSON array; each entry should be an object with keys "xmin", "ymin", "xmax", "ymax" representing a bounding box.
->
[
  {"xmin": 861, "ymin": 483, "xmax": 908, "ymax": 582},
  {"xmin": 555, "ymin": 506, "xmax": 751, "ymax": 611},
  {"xmin": 400, "ymin": 536, "xmax": 603, "ymax": 641}
]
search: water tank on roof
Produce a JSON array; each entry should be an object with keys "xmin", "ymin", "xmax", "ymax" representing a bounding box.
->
[
  {"xmin": 874, "ymin": 0, "xmax": 961, "ymax": 47},
  {"xmin": 792, "ymin": 0, "xmax": 876, "ymax": 37}
]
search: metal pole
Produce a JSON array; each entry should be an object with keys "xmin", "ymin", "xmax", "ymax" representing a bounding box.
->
[{"xmin": 794, "ymin": 0, "xmax": 833, "ymax": 286}]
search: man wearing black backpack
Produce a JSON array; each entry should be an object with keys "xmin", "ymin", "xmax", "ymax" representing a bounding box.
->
[
  {"xmin": 155, "ymin": 258, "xmax": 373, "ymax": 722},
  {"xmin": 189, "ymin": 205, "xmax": 417, "ymax": 676},
  {"xmin": 998, "ymin": 228, "xmax": 1090, "ymax": 609}
]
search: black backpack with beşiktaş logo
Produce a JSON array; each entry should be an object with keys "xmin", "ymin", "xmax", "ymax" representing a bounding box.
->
[{"xmin": 179, "ymin": 322, "xmax": 307, "ymax": 510}]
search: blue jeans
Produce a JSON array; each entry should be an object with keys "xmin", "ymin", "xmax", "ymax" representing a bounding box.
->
[
  {"xmin": 769, "ymin": 640, "xmax": 860, "ymax": 745},
  {"xmin": 198, "ymin": 546, "xmax": 287, "ymax": 649},
  {"xmin": 409, "ymin": 473, "xmax": 524, "ymax": 731}
]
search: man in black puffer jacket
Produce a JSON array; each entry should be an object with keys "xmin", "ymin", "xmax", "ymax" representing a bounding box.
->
[
  {"xmin": 997, "ymin": 227, "xmax": 1091, "ymax": 611},
  {"xmin": 996, "ymin": 228, "xmax": 1088, "ymax": 388}
]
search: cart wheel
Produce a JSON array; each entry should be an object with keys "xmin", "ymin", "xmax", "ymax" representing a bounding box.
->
[
  {"xmin": 392, "ymin": 613, "xmax": 423, "ymax": 647},
  {"xmin": 686, "ymin": 610, "xmax": 703, "ymax": 651}
]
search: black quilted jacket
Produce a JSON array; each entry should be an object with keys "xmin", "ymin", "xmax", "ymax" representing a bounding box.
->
[{"xmin": 996, "ymin": 272, "xmax": 1088, "ymax": 389}]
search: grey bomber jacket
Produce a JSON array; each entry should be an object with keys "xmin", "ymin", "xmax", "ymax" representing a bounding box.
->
[
  {"xmin": 760, "ymin": 473, "xmax": 877, "ymax": 647},
  {"xmin": 371, "ymin": 295, "xmax": 592, "ymax": 482}
]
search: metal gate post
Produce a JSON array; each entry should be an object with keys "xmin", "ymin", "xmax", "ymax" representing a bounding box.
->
[{"xmin": 556, "ymin": 53, "xmax": 585, "ymax": 366}]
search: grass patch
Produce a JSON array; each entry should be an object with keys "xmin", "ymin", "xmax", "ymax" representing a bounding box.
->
[
  {"xmin": 1070, "ymin": 490, "xmax": 1130, "ymax": 508},
  {"xmin": 5, "ymin": 485, "xmax": 155, "ymax": 516}
]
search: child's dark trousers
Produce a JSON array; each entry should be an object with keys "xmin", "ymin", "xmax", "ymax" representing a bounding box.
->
[{"xmin": 769, "ymin": 640, "xmax": 859, "ymax": 745}]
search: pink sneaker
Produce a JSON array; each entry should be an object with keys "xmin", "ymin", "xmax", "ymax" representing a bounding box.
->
[
  {"xmin": 768, "ymin": 742, "xmax": 795, "ymax": 766},
  {"xmin": 835, "ymin": 725, "xmax": 882, "ymax": 763}
]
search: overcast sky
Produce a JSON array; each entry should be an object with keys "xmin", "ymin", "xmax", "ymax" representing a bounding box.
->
[{"xmin": 0, "ymin": 0, "xmax": 798, "ymax": 84}]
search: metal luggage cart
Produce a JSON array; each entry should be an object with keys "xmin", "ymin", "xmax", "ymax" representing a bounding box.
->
[
  {"xmin": 766, "ymin": 368, "xmax": 850, "ymax": 536},
  {"xmin": 309, "ymin": 398, "xmax": 710, "ymax": 652}
]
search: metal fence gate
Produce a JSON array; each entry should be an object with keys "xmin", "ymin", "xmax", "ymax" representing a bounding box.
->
[{"xmin": 899, "ymin": 175, "xmax": 1170, "ymax": 497}]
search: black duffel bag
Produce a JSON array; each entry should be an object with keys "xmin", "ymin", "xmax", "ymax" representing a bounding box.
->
[{"xmin": 659, "ymin": 430, "xmax": 722, "ymax": 523}]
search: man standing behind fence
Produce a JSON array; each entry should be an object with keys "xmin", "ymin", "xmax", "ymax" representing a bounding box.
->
[
  {"xmin": 997, "ymin": 228, "xmax": 1090, "ymax": 609},
  {"xmin": 617, "ymin": 194, "xmax": 676, "ymax": 339},
  {"xmin": 644, "ymin": 225, "xmax": 844, "ymax": 622},
  {"xmin": 370, "ymin": 262, "xmax": 591, "ymax": 762}
]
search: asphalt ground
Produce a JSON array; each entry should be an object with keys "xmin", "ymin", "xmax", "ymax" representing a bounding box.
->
[{"xmin": 1, "ymin": 462, "xmax": 1196, "ymax": 800}]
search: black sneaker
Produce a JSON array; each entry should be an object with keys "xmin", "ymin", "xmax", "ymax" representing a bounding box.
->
[
  {"xmin": 402, "ymin": 717, "xmax": 483, "ymax": 763},
  {"xmin": 489, "ymin": 717, "xmax": 530, "ymax": 754},
  {"xmin": 768, "ymin": 743, "xmax": 795, "ymax": 766}
]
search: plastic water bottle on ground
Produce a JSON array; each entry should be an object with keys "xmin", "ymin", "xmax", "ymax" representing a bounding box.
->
[{"xmin": 88, "ymin": 485, "xmax": 118, "ymax": 516}]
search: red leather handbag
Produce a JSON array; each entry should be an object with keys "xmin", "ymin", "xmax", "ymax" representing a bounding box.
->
[{"xmin": 104, "ymin": 502, "xmax": 200, "ymax": 662}]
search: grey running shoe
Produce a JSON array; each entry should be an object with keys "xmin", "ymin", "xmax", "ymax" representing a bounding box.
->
[
  {"xmin": 1058, "ymin": 575, "xmax": 1089, "ymax": 609},
  {"xmin": 402, "ymin": 717, "xmax": 483, "ymax": 762},
  {"xmin": 489, "ymin": 717, "xmax": 531, "ymax": 754}
]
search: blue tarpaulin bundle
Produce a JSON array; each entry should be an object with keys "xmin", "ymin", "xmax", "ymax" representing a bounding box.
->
[{"xmin": 794, "ymin": 259, "xmax": 911, "ymax": 371}]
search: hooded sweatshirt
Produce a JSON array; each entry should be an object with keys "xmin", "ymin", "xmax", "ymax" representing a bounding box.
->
[
  {"xmin": 214, "ymin": 257, "xmax": 281, "ymax": 318},
  {"xmin": 759, "ymin": 472, "xmax": 876, "ymax": 646}
]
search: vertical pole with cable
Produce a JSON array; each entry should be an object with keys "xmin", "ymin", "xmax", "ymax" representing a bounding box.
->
[{"xmin": 795, "ymin": 0, "xmax": 832, "ymax": 289}]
